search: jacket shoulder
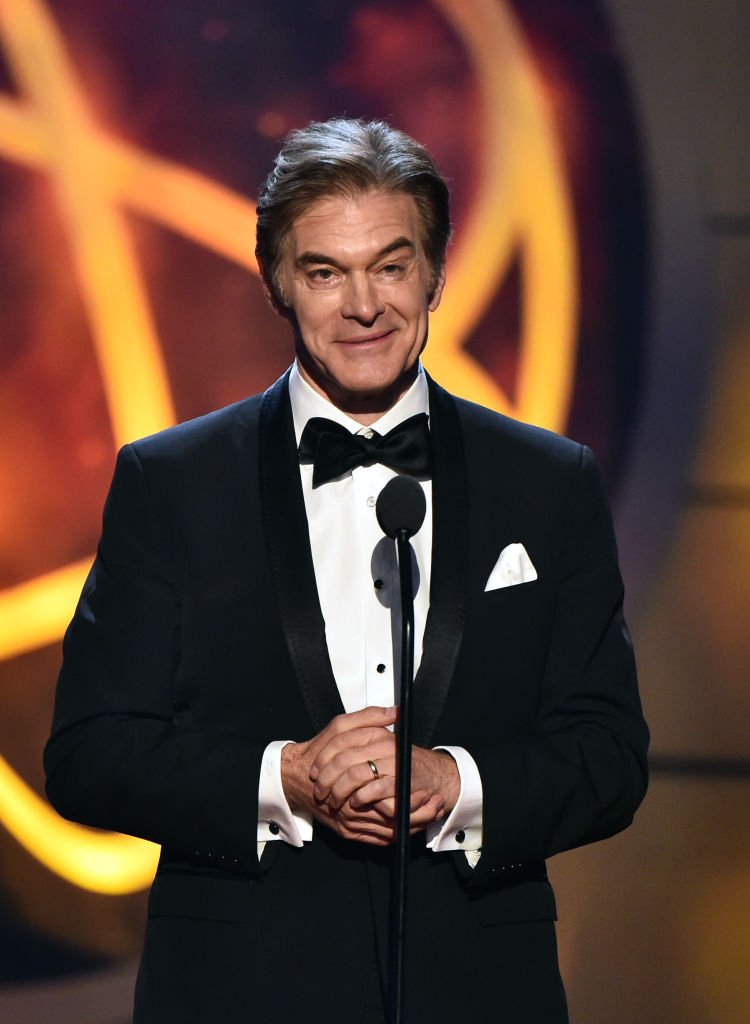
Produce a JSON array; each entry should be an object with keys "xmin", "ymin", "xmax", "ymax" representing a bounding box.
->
[
  {"xmin": 443, "ymin": 388, "xmax": 586, "ymax": 472},
  {"xmin": 125, "ymin": 393, "xmax": 264, "ymax": 467}
]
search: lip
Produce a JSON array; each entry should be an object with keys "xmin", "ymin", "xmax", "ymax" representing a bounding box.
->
[{"xmin": 337, "ymin": 329, "xmax": 395, "ymax": 345}]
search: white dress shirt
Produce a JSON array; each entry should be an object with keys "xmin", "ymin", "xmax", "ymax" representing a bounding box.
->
[{"xmin": 257, "ymin": 363, "xmax": 482, "ymax": 864}]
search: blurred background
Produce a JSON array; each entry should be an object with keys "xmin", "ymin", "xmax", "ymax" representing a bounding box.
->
[{"xmin": 0, "ymin": 0, "xmax": 747, "ymax": 1020}]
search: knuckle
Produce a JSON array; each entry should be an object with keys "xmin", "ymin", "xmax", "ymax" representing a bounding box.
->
[{"xmin": 329, "ymin": 785, "xmax": 345, "ymax": 807}]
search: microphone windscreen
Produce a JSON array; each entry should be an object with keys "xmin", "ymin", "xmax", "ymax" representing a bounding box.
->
[{"xmin": 376, "ymin": 476, "xmax": 427, "ymax": 539}]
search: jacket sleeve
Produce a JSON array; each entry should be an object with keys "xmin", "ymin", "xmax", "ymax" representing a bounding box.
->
[
  {"xmin": 468, "ymin": 445, "xmax": 649, "ymax": 888},
  {"xmin": 44, "ymin": 443, "xmax": 265, "ymax": 876}
]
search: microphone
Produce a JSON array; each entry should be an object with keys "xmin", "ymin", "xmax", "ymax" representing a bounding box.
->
[{"xmin": 376, "ymin": 475, "xmax": 426, "ymax": 539}]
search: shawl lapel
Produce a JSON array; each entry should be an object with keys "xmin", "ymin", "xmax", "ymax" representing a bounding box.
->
[
  {"xmin": 412, "ymin": 376, "xmax": 469, "ymax": 746},
  {"xmin": 259, "ymin": 371, "xmax": 345, "ymax": 733}
]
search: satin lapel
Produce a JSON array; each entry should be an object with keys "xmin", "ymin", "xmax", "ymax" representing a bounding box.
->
[
  {"xmin": 259, "ymin": 371, "xmax": 345, "ymax": 732},
  {"xmin": 412, "ymin": 377, "xmax": 469, "ymax": 746}
]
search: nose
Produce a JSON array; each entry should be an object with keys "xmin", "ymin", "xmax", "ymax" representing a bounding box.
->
[{"xmin": 340, "ymin": 272, "xmax": 385, "ymax": 325}]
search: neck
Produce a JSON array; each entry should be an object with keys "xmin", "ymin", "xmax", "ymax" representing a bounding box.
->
[{"xmin": 295, "ymin": 359, "xmax": 419, "ymax": 426}]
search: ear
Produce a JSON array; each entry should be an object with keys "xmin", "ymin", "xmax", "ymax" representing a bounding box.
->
[{"xmin": 428, "ymin": 265, "xmax": 446, "ymax": 312}]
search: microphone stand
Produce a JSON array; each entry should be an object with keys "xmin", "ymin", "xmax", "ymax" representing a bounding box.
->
[
  {"xmin": 376, "ymin": 473, "xmax": 425, "ymax": 1024},
  {"xmin": 388, "ymin": 527, "xmax": 416, "ymax": 1024}
]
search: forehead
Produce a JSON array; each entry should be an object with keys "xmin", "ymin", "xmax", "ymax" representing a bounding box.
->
[{"xmin": 284, "ymin": 190, "xmax": 423, "ymax": 262}]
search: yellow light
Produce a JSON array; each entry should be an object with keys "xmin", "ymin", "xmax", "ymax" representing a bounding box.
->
[
  {"xmin": 0, "ymin": 0, "xmax": 175, "ymax": 445},
  {"xmin": 0, "ymin": 755, "xmax": 159, "ymax": 893},
  {"xmin": 428, "ymin": 0, "xmax": 577, "ymax": 427},
  {"xmin": 0, "ymin": 559, "xmax": 90, "ymax": 660}
]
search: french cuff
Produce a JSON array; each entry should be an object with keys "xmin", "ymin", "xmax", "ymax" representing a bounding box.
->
[
  {"xmin": 257, "ymin": 740, "xmax": 314, "ymax": 848},
  {"xmin": 425, "ymin": 745, "xmax": 483, "ymax": 864}
]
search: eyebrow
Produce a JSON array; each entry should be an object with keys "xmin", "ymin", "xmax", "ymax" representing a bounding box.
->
[{"xmin": 295, "ymin": 236, "xmax": 417, "ymax": 270}]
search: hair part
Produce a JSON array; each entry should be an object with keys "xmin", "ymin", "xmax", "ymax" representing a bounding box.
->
[{"xmin": 255, "ymin": 118, "xmax": 452, "ymax": 311}]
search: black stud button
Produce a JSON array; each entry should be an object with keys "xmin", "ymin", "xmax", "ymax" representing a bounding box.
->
[
  {"xmin": 269, "ymin": 821, "xmax": 280, "ymax": 836},
  {"xmin": 376, "ymin": 663, "xmax": 386, "ymax": 674},
  {"xmin": 374, "ymin": 579, "xmax": 384, "ymax": 590},
  {"xmin": 455, "ymin": 830, "xmax": 466, "ymax": 844}
]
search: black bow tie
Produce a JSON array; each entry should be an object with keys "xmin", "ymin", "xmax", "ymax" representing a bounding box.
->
[{"xmin": 298, "ymin": 413, "xmax": 431, "ymax": 488}]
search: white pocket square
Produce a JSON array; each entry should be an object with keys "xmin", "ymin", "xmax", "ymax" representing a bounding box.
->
[{"xmin": 484, "ymin": 542, "xmax": 538, "ymax": 592}]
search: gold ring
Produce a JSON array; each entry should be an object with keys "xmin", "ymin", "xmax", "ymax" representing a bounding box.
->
[{"xmin": 367, "ymin": 759, "xmax": 379, "ymax": 778}]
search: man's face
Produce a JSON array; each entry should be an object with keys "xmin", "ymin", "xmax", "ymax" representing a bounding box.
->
[{"xmin": 275, "ymin": 189, "xmax": 445, "ymax": 421}]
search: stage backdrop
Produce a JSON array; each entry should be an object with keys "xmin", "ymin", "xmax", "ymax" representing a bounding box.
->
[{"xmin": 1, "ymin": 1, "xmax": 748, "ymax": 1021}]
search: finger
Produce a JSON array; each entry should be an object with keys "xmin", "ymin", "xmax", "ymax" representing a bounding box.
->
[
  {"xmin": 341, "ymin": 794, "xmax": 442, "ymax": 841},
  {"xmin": 317, "ymin": 706, "xmax": 397, "ymax": 748},
  {"xmin": 325, "ymin": 758, "xmax": 398, "ymax": 810},
  {"xmin": 314, "ymin": 744, "xmax": 396, "ymax": 800},
  {"xmin": 329, "ymin": 792, "xmax": 405, "ymax": 829},
  {"xmin": 328, "ymin": 705, "xmax": 397, "ymax": 731},
  {"xmin": 367, "ymin": 788, "xmax": 434, "ymax": 819},
  {"xmin": 330, "ymin": 809, "xmax": 395, "ymax": 843},
  {"xmin": 350, "ymin": 782, "xmax": 432, "ymax": 815},
  {"xmin": 311, "ymin": 798, "xmax": 395, "ymax": 841},
  {"xmin": 408, "ymin": 794, "xmax": 446, "ymax": 830},
  {"xmin": 336, "ymin": 809, "xmax": 395, "ymax": 834},
  {"xmin": 339, "ymin": 820, "xmax": 394, "ymax": 841},
  {"xmin": 314, "ymin": 731, "xmax": 392, "ymax": 783},
  {"xmin": 334, "ymin": 770, "xmax": 397, "ymax": 811},
  {"xmin": 312, "ymin": 725, "xmax": 396, "ymax": 781},
  {"xmin": 333, "ymin": 821, "xmax": 393, "ymax": 845}
]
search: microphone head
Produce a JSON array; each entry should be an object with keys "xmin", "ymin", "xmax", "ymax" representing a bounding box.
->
[{"xmin": 376, "ymin": 476, "xmax": 427, "ymax": 539}]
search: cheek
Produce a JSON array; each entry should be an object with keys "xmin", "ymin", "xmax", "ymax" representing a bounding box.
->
[
  {"xmin": 386, "ymin": 282, "xmax": 432, "ymax": 319},
  {"xmin": 293, "ymin": 297, "xmax": 335, "ymax": 334},
  {"xmin": 401, "ymin": 302, "xmax": 431, "ymax": 335}
]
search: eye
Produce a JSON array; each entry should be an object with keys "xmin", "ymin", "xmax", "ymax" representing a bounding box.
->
[
  {"xmin": 309, "ymin": 268, "xmax": 336, "ymax": 282},
  {"xmin": 380, "ymin": 262, "xmax": 404, "ymax": 277}
]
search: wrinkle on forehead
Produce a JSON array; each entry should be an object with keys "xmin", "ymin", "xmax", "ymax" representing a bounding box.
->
[{"xmin": 287, "ymin": 191, "xmax": 424, "ymax": 265}]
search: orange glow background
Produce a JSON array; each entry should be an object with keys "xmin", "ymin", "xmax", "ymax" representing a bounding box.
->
[{"xmin": 6, "ymin": 1, "xmax": 749, "ymax": 1022}]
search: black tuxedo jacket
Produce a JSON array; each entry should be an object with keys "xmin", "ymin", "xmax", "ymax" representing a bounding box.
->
[{"xmin": 45, "ymin": 371, "xmax": 648, "ymax": 1023}]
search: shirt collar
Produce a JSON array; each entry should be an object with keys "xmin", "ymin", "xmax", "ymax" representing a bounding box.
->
[{"xmin": 289, "ymin": 361, "xmax": 429, "ymax": 444}]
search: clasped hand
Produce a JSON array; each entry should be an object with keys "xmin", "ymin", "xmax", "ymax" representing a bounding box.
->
[{"xmin": 281, "ymin": 706, "xmax": 460, "ymax": 846}]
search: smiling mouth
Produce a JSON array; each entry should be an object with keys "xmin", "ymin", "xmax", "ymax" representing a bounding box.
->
[{"xmin": 338, "ymin": 329, "xmax": 395, "ymax": 345}]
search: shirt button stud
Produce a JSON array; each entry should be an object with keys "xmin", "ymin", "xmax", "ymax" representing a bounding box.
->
[
  {"xmin": 367, "ymin": 496, "xmax": 376, "ymax": 508},
  {"xmin": 455, "ymin": 830, "xmax": 466, "ymax": 844},
  {"xmin": 269, "ymin": 821, "xmax": 280, "ymax": 836},
  {"xmin": 376, "ymin": 663, "xmax": 386, "ymax": 674},
  {"xmin": 374, "ymin": 579, "xmax": 384, "ymax": 590}
]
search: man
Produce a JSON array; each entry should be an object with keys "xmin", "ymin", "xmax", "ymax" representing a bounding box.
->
[{"xmin": 45, "ymin": 119, "xmax": 649, "ymax": 1023}]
